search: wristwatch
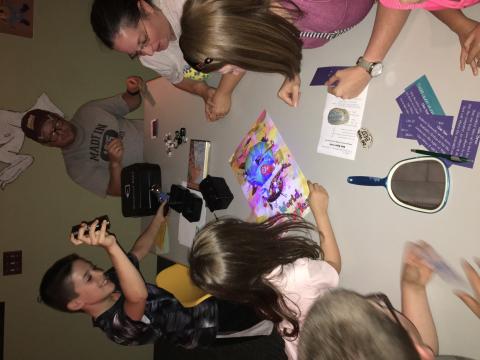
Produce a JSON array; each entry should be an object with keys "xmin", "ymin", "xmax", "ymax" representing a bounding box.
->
[{"xmin": 356, "ymin": 56, "xmax": 383, "ymax": 77}]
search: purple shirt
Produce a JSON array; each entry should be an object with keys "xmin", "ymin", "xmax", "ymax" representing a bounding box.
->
[{"xmin": 291, "ymin": 0, "xmax": 375, "ymax": 48}]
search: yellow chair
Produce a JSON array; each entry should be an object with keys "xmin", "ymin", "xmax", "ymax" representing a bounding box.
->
[{"xmin": 155, "ymin": 263, "xmax": 212, "ymax": 307}]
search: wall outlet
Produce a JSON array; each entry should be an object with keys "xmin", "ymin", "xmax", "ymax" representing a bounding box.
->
[{"xmin": 3, "ymin": 251, "xmax": 22, "ymax": 275}]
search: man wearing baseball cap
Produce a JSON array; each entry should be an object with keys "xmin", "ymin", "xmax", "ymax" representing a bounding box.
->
[{"xmin": 21, "ymin": 76, "xmax": 144, "ymax": 197}]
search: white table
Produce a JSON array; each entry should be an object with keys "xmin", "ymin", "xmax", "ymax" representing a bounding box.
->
[{"xmin": 144, "ymin": 7, "xmax": 480, "ymax": 357}]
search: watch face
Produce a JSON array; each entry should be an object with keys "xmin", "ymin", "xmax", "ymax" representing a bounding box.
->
[{"xmin": 370, "ymin": 63, "xmax": 383, "ymax": 77}]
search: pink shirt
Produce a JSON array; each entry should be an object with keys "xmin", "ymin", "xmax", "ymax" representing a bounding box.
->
[
  {"xmin": 380, "ymin": 0, "xmax": 480, "ymax": 10},
  {"xmin": 267, "ymin": 258, "xmax": 339, "ymax": 360}
]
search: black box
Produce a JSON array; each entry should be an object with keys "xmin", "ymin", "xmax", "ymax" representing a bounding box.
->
[
  {"xmin": 182, "ymin": 192, "xmax": 203, "ymax": 222},
  {"xmin": 121, "ymin": 163, "xmax": 161, "ymax": 217},
  {"xmin": 199, "ymin": 175, "xmax": 234, "ymax": 212},
  {"xmin": 169, "ymin": 184, "xmax": 188, "ymax": 213},
  {"xmin": 168, "ymin": 184, "xmax": 203, "ymax": 222}
]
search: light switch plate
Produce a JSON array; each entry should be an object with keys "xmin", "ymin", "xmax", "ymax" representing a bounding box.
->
[{"xmin": 3, "ymin": 251, "xmax": 22, "ymax": 275}]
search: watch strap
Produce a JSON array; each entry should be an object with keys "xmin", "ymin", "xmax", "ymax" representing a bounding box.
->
[{"xmin": 356, "ymin": 57, "xmax": 382, "ymax": 77}]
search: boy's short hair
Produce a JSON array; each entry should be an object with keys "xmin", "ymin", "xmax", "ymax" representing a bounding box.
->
[
  {"xmin": 298, "ymin": 289, "xmax": 421, "ymax": 360},
  {"xmin": 39, "ymin": 253, "xmax": 82, "ymax": 313}
]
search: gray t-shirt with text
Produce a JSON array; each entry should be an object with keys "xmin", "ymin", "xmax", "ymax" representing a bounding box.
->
[{"xmin": 62, "ymin": 95, "xmax": 143, "ymax": 197}]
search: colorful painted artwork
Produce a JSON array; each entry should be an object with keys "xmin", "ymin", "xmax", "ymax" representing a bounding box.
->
[
  {"xmin": 229, "ymin": 110, "xmax": 310, "ymax": 220},
  {"xmin": 0, "ymin": 0, "xmax": 33, "ymax": 38}
]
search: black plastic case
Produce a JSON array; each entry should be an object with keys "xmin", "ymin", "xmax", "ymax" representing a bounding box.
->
[{"xmin": 121, "ymin": 163, "xmax": 161, "ymax": 217}]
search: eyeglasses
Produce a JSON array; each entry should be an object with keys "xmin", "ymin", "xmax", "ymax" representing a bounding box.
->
[
  {"xmin": 129, "ymin": 17, "xmax": 151, "ymax": 60},
  {"xmin": 366, "ymin": 292, "xmax": 425, "ymax": 345},
  {"xmin": 41, "ymin": 116, "xmax": 63, "ymax": 143},
  {"xmin": 366, "ymin": 293, "xmax": 402, "ymax": 324},
  {"xmin": 185, "ymin": 57, "xmax": 214, "ymax": 72}
]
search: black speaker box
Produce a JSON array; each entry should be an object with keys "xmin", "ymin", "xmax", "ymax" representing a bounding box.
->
[
  {"xmin": 199, "ymin": 175, "xmax": 234, "ymax": 212},
  {"xmin": 182, "ymin": 192, "xmax": 203, "ymax": 222},
  {"xmin": 169, "ymin": 184, "xmax": 188, "ymax": 213},
  {"xmin": 121, "ymin": 163, "xmax": 161, "ymax": 217}
]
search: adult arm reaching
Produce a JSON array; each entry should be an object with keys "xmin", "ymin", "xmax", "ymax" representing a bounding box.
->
[
  {"xmin": 326, "ymin": 4, "xmax": 410, "ymax": 99},
  {"xmin": 401, "ymin": 241, "xmax": 438, "ymax": 355},
  {"xmin": 430, "ymin": 9, "xmax": 480, "ymax": 75},
  {"xmin": 455, "ymin": 257, "xmax": 480, "ymax": 318}
]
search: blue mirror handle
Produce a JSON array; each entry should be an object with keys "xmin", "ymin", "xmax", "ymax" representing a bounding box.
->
[{"xmin": 347, "ymin": 176, "xmax": 387, "ymax": 186}]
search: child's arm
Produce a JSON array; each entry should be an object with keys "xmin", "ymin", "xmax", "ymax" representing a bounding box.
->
[
  {"xmin": 173, "ymin": 78, "xmax": 216, "ymax": 121},
  {"xmin": 429, "ymin": 9, "xmax": 480, "ymax": 75},
  {"xmin": 278, "ymin": 74, "xmax": 301, "ymax": 107},
  {"xmin": 71, "ymin": 220, "xmax": 148, "ymax": 321},
  {"xmin": 307, "ymin": 181, "xmax": 341, "ymax": 273},
  {"xmin": 326, "ymin": 4, "xmax": 410, "ymax": 99},
  {"xmin": 129, "ymin": 202, "xmax": 168, "ymax": 262},
  {"xmin": 209, "ymin": 72, "xmax": 245, "ymax": 120},
  {"xmin": 401, "ymin": 241, "xmax": 438, "ymax": 355}
]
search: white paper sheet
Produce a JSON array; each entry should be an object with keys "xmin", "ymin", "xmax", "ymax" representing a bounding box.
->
[
  {"xmin": 316, "ymin": 86, "xmax": 369, "ymax": 160},
  {"xmin": 177, "ymin": 181, "xmax": 206, "ymax": 248}
]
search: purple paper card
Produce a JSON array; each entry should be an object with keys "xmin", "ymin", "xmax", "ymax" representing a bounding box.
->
[
  {"xmin": 405, "ymin": 75, "xmax": 445, "ymax": 115},
  {"xmin": 450, "ymin": 100, "xmax": 480, "ymax": 169},
  {"xmin": 396, "ymin": 86, "xmax": 432, "ymax": 115},
  {"xmin": 310, "ymin": 66, "xmax": 347, "ymax": 86},
  {"xmin": 414, "ymin": 115, "xmax": 453, "ymax": 153},
  {"xmin": 396, "ymin": 93, "xmax": 415, "ymax": 115},
  {"xmin": 414, "ymin": 115, "xmax": 454, "ymax": 167},
  {"xmin": 397, "ymin": 114, "xmax": 418, "ymax": 139},
  {"xmin": 397, "ymin": 114, "xmax": 453, "ymax": 140}
]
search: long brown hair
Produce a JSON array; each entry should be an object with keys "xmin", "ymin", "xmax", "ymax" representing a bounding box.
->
[
  {"xmin": 188, "ymin": 214, "xmax": 323, "ymax": 338},
  {"xmin": 179, "ymin": 0, "xmax": 303, "ymax": 79}
]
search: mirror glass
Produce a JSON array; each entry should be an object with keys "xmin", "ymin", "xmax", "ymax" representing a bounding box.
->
[
  {"xmin": 388, "ymin": 158, "xmax": 447, "ymax": 211},
  {"xmin": 347, "ymin": 156, "xmax": 450, "ymax": 213}
]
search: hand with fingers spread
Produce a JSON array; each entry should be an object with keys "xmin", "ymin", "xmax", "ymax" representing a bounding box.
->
[
  {"xmin": 278, "ymin": 74, "xmax": 301, "ymax": 107},
  {"xmin": 461, "ymin": 23, "xmax": 480, "ymax": 76},
  {"xmin": 325, "ymin": 66, "xmax": 371, "ymax": 100},
  {"xmin": 455, "ymin": 258, "xmax": 480, "ymax": 318},
  {"xmin": 70, "ymin": 219, "xmax": 116, "ymax": 250},
  {"xmin": 107, "ymin": 138, "xmax": 124, "ymax": 165}
]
